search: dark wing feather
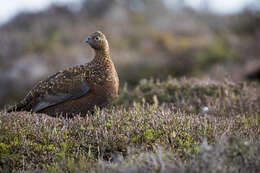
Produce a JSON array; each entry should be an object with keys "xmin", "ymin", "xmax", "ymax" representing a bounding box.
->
[
  {"xmin": 32, "ymin": 82, "xmax": 90, "ymax": 112},
  {"xmin": 20, "ymin": 65, "xmax": 90, "ymax": 112}
]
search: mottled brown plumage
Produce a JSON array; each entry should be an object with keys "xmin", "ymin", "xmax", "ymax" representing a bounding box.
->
[{"xmin": 7, "ymin": 31, "xmax": 119, "ymax": 116}]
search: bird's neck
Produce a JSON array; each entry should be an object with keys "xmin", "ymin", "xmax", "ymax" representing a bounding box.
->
[{"xmin": 93, "ymin": 47, "xmax": 111, "ymax": 63}]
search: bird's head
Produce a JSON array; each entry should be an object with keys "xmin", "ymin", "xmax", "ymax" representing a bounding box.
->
[{"xmin": 85, "ymin": 31, "xmax": 109, "ymax": 51}]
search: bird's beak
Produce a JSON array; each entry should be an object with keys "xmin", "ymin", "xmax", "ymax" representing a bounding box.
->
[{"xmin": 84, "ymin": 36, "xmax": 91, "ymax": 43}]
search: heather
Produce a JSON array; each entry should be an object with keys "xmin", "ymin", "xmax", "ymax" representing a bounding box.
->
[{"xmin": 1, "ymin": 78, "xmax": 259, "ymax": 172}]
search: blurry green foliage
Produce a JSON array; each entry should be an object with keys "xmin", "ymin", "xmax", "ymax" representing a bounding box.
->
[
  {"xmin": 195, "ymin": 39, "xmax": 237, "ymax": 70},
  {"xmin": 24, "ymin": 29, "xmax": 61, "ymax": 54}
]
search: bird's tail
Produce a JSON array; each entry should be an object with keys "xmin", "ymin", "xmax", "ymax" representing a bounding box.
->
[{"xmin": 7, "ymin": 103, "xmax": 26, "ymax": 113}]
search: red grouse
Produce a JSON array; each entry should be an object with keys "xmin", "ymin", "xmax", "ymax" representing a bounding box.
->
[{"xmin": 7, "ymin": 31, "xmax": 119, "ymax": 116}]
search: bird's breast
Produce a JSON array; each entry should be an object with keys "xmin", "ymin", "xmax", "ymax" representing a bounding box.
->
[{"xmin": 88, "ymin": 60, "xmax": 119, "ymax": 100}]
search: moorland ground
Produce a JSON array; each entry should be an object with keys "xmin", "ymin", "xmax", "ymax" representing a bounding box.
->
[{"xmin": 1, "ymin": 78, "xmax": 259, "ymax": 172}]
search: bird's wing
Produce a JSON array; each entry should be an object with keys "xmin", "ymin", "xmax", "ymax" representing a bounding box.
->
[
  {"xmin": 22, "ymin": 65, "xmax": 90, "ymax": 112},
  {"xmin": 32, "ymin": 82, "xmax": 90, "ymax": 112}
]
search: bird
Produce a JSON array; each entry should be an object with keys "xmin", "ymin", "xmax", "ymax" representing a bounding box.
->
[{"xmin": 7, "ymin": 31, "xmax": 119, "ymax": 116}]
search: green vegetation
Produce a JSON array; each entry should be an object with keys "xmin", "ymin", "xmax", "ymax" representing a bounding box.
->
[{"xmin": 1, "ymin": 78, "xmax": 259, "ymax": 172}]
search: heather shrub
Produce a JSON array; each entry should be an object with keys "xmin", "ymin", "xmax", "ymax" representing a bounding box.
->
[{"xmin": 0, "ymin": 78, "xmax": 259, "ymax": 172}]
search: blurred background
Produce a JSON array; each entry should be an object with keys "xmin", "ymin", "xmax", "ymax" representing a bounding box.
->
[{"xmin": 0, "ymin": 0, "xmax": 260, "ymax": 108}]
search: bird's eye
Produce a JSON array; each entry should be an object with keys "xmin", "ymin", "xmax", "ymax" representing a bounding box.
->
[{"xmin": 95, "ymin": 37, "xmax": 100, "ymax": 41}]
